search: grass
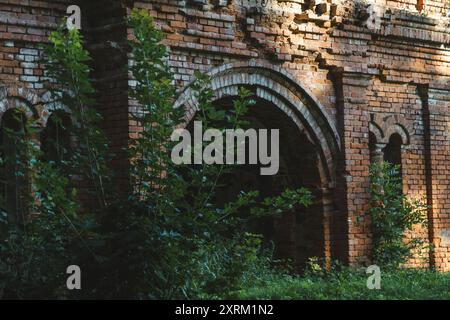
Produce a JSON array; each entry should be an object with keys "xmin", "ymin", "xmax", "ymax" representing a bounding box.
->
[{"xmin": 226, "ymin": 267, "xmax": 450, "ymax": 300}]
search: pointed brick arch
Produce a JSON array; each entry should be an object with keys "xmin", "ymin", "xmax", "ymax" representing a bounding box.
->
[{"xmin": 175, "ymin": 60, "xmax": 341, "ymax": 187}]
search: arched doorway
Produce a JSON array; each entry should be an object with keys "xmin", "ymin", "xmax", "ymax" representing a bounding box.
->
[
  {"xmin": 176, "ymin": 63, "xmax": 341, "ymax": 270},
  {"xmin": 210, "ymin": 96, "xmax": 325, "ymax": 270}
]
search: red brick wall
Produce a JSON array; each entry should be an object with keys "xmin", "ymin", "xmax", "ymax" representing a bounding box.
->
[
  {"xmin": 1, "ymin": 0, "xmax": 449, "ymax": 270},
  {"xmin": 0, "ymin": 0, "xmax": 69, "ymax": 91},
  {"xmin": 129, "ymin": 0, "xmax": 450, "ymax": 270}
]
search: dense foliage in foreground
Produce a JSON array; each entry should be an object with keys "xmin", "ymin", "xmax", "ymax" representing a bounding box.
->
[
  {"xmin": 227, "ymin": 267, "xmax": 450, "ymax": 300},
  {"xmin": 0, "ymin": 11, "xmax": 312, "ymax": 299}
]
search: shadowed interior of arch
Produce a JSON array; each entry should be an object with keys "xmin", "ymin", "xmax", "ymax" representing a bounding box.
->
[
  {"xmin": 186, "ymin": 96, "xmax": 328, "ymax": 271},
  {"xmin": 383, "ymin": 133, "xmax": 404, "ymax": 187},
  {"xmin": 176, "ymin": 65, "xmax": 341, "ymax": 187},
  {"xmin": 41, "ymin": 111, "xmax": 72, "ymax": 164},
  {"xmin": 0, "ymin": 108, "xmax": 29, "ymax": 224}
]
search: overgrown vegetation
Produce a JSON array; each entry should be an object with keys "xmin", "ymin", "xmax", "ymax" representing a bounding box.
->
[
  {"xmin": 228, "ymin": 266, "xmax": 450, "ymax": 300},
  {"xmin": 367, "ymin": 162, "xmax": 428, "ymax": 269},
  {"xmin": 0, "ymin": 10, "xmax": 312, "ymax": 299},
  {"xmin": 0, "ymin": 10, "xmax": 446, "ymax": 301}
]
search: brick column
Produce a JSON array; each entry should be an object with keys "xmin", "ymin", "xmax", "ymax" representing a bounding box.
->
[
  {"xmin": 333, "ymin": 70, "xmax": 372, "ymax": 266},
  {"xmin": 82, "ymin": 0, "xmax": 130, "ymax": 199},
  {"xmin": 418, "ymin": 85, "xmax": 436, "ymax": 269},
  {"xmin": 322, "ymin": 187, "xmax": 334, "ymax": 269},
  {"xmin": 422, "ymin": 86, "xmax": 450, "ymax": 271},
  {"xmin": 370, "ymin": 143, "xmax": 385, "ymax": 164}
]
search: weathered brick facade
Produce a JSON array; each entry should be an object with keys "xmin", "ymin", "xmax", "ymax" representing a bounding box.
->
[{"xmin": 0, "ymin": 0, "xmax": 449, "ymax": 271}]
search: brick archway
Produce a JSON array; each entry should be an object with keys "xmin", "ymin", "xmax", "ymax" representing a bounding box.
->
[
  {"xmin": 0, "ymin": 86, "xmax": 40, "ymax": 122},
  {"xmin": 0, "ymin": 86, "xmax": 72, "ymax": 129},
  {"xmin": 369, "ymin": 113, "xmax": 412, "ymax": 146},
  {"xmin": 175, "ymin": 62, "xmax": 341, "ymax": 268},
  {"xmin": 39, "ymin": 91, "xmax": 73, "ymax": 127},
  {"xmin": 369, "ymin": 113, "xmax": 412, "ymax": 165},
  {"xmin": 175, "ymin": 61, "xmax": 341, "ymax": 189}
]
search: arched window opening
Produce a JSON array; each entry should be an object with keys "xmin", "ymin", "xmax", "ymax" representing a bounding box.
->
[
  {"xmin": 41, "ymin": 111, "xmax": 72, "ymax": 164},
  {"xmin": 0, "ymin": 109, "xmax": 30, "ymax": 224},
  {"xmin": 383, "ymin": 133, "xmax": 403, "ymax": 184},
  {"xmin": 383, "ymin": 133, "xmax": 402, "ymax": 167}
]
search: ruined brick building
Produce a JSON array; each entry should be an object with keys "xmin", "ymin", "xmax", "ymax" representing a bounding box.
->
[{"xmin": 0, "ymin": 0, "xmax": 449, "ymax": 271}]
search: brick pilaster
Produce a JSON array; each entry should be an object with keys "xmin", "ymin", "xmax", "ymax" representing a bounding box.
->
[{"xmin": 334, "ymin": 70, "xmax": 372, "ymax": 266}]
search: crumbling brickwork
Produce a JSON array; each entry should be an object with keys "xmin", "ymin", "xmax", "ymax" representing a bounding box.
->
[{"xmin": 1, "ymin": 0, "xmax": 449, "ymax": 270}]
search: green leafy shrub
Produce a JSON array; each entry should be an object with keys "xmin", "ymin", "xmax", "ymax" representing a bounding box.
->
[
  {"xmin": 0, "ymin": 114, "xmax": 81, "ymax": 299},
  {"xmin": 0, "ymin": 10, "xmax": 313, "ymax": 299},
  {"xmin": 368, "ymin": 162, "xmax": 428, "ymax": 269},
  {"xmin": 42, "ymin": 26, "xmax": 112, "ymax": 209}
]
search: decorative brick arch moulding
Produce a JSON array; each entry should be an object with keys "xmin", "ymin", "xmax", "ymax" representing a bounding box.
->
[
  {"xmin": 369, "ymin": 113, "xmax": 412, "ymax": 146},
  {"xmin": 175, "ymin": 60, "xmax": 342, "ymax": 187},
  {"xmin": 0, "ymin": 85, "xmax": 71, "ymax": 127},
  {"xmin": 39, "ymin": 91, "xmax": 72, "ymax": 127},
  {"xmin": 0, "ymin": 86, "xmax": 40, "ymax": 122}
]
